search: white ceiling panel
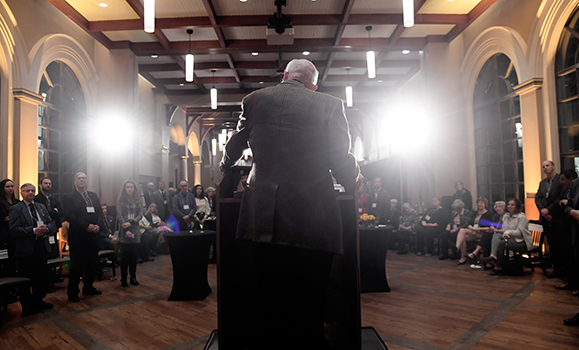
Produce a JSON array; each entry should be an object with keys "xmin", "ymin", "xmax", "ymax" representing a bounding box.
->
[
  {"xmin": 244, "ymin": 82, "xmax": 278, "ymax": 89},
  {"xmin": 214, "ymin": 0, "xmax": 279, "ymax": 16},
  {"xmin": 419, "ymin": 0, "xmax": 482, "ymax": 15},
  {"xmin": 65, "ymin": 0, "xmax": 139, "ymax": 21},
  {"xmin": 138, "ymin": 55, "xmax": 176, "ymax": 64},
  {"xmin": 383, "ymin": 51, "xmax": 422, "ymax": 60},
  {"xmin": 400, "ymin": 24, "xmax": 455, "ymax": 37},
  {"xmin": 166, "ymin": 84, "xmax": 199, "ymax": 90},
  {"xmin": 376, "ymin": 67, "xmax": 412, "ymax": 75},
  {"xmin": 222, "ymin": 27, "xmax": 264, "ymax": 40},
  {"xmin": 163, "ymin": 28, "xmax": 219, "ymax": 41},
  {"xmin": 342, "ymin": 25, "xmax": 397, "ymax": 39},
  {"xmin": 192, "ymin": 54, "xmax": 231, "ymax": 63},
  {"xmin": 328, "ymin": 68, "xmax": 367, "ymax": 76},
  {"xmin": 208, "ymin": 83, "xmax": 241, "ymax": 90},
  {"xmin": 232, "ymin": 53, "xmax": 279, "ymax": 61},
  {"xmin": 283, "ymin": 52, "xmax": 329, "ymax": 61},
  {"xmin": 195, "ymin": 70, "xmax": 235, "ymax": 77},
  {"xmin": 151, "ymin": 71, "xmax": 185, "ymax": 79},
  {"xmin": 103, "ymin": 30, "xmax": 158, "ymax": 42},
  {"xmin": 155, "ymin": 0, "xmax": 208, "ymax": 18},
  {"xmin": 238, "ymin": 69, "xmax": 279, "ymax": 76},
  {"xmin": 366, "ymin": 80, "xmax": 397, "ymax": 87},
  {"xmin": 294, "ymin": 25, "xmax": 337, "ymax": 39},
  {"xmin": 351, "ymin": 0, "xmax": 402, "ymax": 14},
  {"xmin": 333, "ymin": 52, "xmax": 367, "ymax": 60}
]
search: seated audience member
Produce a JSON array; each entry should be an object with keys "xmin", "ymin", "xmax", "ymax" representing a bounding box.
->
[
  {"xmin": 397, "ymin": 203, "xmax": 420, "ymax": 254},
  {"xmin": 357, "ymin": 182, "xmax": 369, "ymax": 218},
  {"xmin": 488, "ymin": 198, "xmax": 532, "ymax": 275},
  {"xmin": 138, "ymin": 203, "xmax": 163, "ymax": 261},
  {"xmin": 171, "ymin": 180, "xmax": 196, "ymax": 231},
  {"xmin": 453, "ymin": 180, "xmax": 473, "ymax": 211},
  {"xmin": 206, "ymin": 186, "xmax": 217, "ymax": 217},
  {"xmin": 368, "ymin": 177, "xmax": 390, "ymax": 224},
  {"xmin": 386, "ymin": 199, "xmax": 400, "ymax": 227},
  {"xmin": 193, "ymin": 185, "xmax": 211, "ymax": 229},
  {"xmin": 455, "ymin": 197, "xmax": 493, "ymax": 265},
  {"xmin": 415, "ymin": 197, "xmax": 448, "ymax": 257},
  {"xmin": 439, "ymin": 199, "xmax": 471, "ymax": 260},
  {"xmin": 468, "ymin": 201, "xmax": 506, "ymax": 268},
  {"xmin": 100, "ymin": 204, "xmax": 116, "ymax": 251}
]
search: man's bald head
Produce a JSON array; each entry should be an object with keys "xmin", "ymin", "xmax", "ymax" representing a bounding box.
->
[{"xmin": 284, "ymin": 59, "xmax": 319, "ymax": 91}]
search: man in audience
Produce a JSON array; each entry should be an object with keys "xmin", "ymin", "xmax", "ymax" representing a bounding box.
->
[
  {"xmin": 151, "ymin": 181, "xmax": 169, "ymax": 220},
  {"xmin": 537, "ymin": 160, "xmax": 564, "ymax": 279},
  {"xmin": 143, "ymin": 182, "xmax": 155, "ymax": 208},
  {"xmin": 368, "ymin": 177, "xmax": 390, "ymax": 224},
  {"xmin": 10, "ymin": 183, "xmax": 56, "ymax": 316},
  {"xmin": 171, "ymin": 180, "xmax": 196, "ymax": 231},
  {"xmin": 397, "ymin": 202, "xmax": 420, "ymax": 254},
  {"xmin": 415, "ymin": 196, "xmax": 448, "ymax": 257},
  {"xmin": 563, "ymin": 174, "xmax": 579, "ymax": 325},
  {"xmin": 544, "ymin": 169, "xmax": 578, "ymax": 292},
  {"xmin": 34, "ymin": 177, "xmax": 62, "ymax": 258},
  {"xmin": 100, "ymin": 204, "xmax": 115, "ymax": 251},
  {"xmin": 63, "ymin": 172, "xmax": 104, "ymax": 302}
]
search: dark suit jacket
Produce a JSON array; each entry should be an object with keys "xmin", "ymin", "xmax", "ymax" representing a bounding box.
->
[
  {"xmin": 151, "ymin": 189, "xmax": 169, "ymax": 220},
  {"xmin": 63, "ymin": 190, "xmax": 104, "ymax": 247},
  {"xmin": 536, "ymin": 174, "xmax": 562, "ymax": 224},
  {"xmin": 9, "ymin": 201, "xmax": 54, "ymax": 257},
  {"xmin": 34, "ymin": 192, "xmax": 62, "ymax": 228},
  {"xmin": 220, "ymin": 79, "xmax": 360, "ymax": 254},
  {"xmin": 368, "ymin": 188, "xmax": 390, "ymax": 222},
  {"xmin": 565, "ymin": 179, "xmax": 579, "ymax": 246}
]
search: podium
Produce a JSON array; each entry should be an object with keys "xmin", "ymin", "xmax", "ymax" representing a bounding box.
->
[{"xmin": 211, "ymin": 167, "xmax": 386, "ymax": 350}]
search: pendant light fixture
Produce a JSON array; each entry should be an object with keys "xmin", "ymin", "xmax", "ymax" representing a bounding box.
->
[
  {"xmin": 345, "ymin": 68, "xmax": 353, "ymax": 107},
  {"xmin": 365, "ymin": 26, "xmax": 376, "ymax": 79},
  {"xmin": 144, "ymin": 0, "xmax": 155, "ymax": 33},
  {"xmin": 211, "ymin": 69, "xmax": 218, "ymax": 110},
  {"xmin": 185, "ymin": 29, "xmax": 194, "ymax": 82},
  {"xmin": 403, "ymin": 0, "xmax": 415, "ymax": 28}
]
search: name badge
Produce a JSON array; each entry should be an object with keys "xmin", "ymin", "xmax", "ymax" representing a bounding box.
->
[
  {"xmin": 372, "ymin": 203, "xmax": 377, "ymax": 208},
  {"xmin": 164, "ymin": 200, "xmax": 167, "ymax": 204},
  {"xmin": 474, "ymin": 224, "xmax": 479, "ymax": 228},
  {"xmin": 358, "ymin": 208, "xmax": 363, "ymax": 213},
  {"xmin": 183, "ymin": 204, "xmax": 190, "ymax": 210},
  {"xmin": 49, "ymin": 236, "xmax": 55, "ymax": 244},
  {"xmin": 453, "ymin": 224, "xmax": 457, "ymax": 229},
  {"xmin": 425, "ymin": 215, "xmax": 431, "ymax": 221},
  {"xmin": 87, "ymin": 206, "xmax": 95, "ymax": 213}
]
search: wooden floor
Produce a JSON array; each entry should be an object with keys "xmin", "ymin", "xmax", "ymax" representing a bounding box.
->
[{"xmin": 1, "ymin": 252, "xmax": 579, "ymax": 349}]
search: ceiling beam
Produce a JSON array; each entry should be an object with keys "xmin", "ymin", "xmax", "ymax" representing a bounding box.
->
[{"xmin": 446, "ymin": 0, "xmax": 499, "ymax": 42}]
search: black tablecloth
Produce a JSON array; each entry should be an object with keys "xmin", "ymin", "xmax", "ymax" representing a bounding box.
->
[
  {"xmin": 359, "ymin": 225, "xmax": 392, "ymax": 293},
  {"xmin": 165, "ymin": 230, "xmax": 216, "ymax": 301}
]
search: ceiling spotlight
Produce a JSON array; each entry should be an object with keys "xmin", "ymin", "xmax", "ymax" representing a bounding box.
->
[
  {"xmin": 240, "ymin": 0, "xmax": 248, "ymax": 2},
  {"xmin": 302, "ymin": 51, "xmax": 310, "ymax": 56},
  {"xmin": 179, "ymin": 83, "xmax": 184, "ymax": 86},
  {"xmin": 259, "ymin": 82, "xmax": 264, "ymax": 84},
  {"xmin": 402, "ymin": 50, "xmax": 410, "ymax": 55},
  {"xmin": 252, "ymin": 52, "xmax": 259, "ymax": 56},
  {"xmin": 98, "ymin": 2, "xmax": 108, "ymax": 7},
  {"xmin": 151, "ymin": 54, "xmax": 158, "ymax": 58}
]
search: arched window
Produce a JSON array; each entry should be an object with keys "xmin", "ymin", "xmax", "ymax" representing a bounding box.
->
[
  {"xmin": 473, "ymin": 53, "xmax": 524, "ymax": 205},
  {"xmin": 556, "ymin": 7, "xmax": 579, "ymax": 171},
  {"xmin": 38, "ymin": 61, "xmax": 87, "ymax": 196}
]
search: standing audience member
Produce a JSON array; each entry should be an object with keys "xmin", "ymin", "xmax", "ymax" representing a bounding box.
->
[
  {"xmin": 415, "ymin": 197, "xmax": 448, "ymax": 257},
  {"xmin": 9, "ymin": 183, "xmax": 56, "ymax": 316},
  {"xmin": 151, "ymin": 181, "xmax": 170, "ymax": 220},
  {"xmin": 0, "ymin": 179, "xmax": 19, "ymax": 276},
  {"xmin": 171, "ymin": 180, "xmax": 196, "ymax": 231},
  {"xmin": 63, "ymin": 172, "xmax": 103, "ymax": 302},
  {"xmin": 439, "ymin": 199, "xmax": 471, "ymax": 260},
  {"xmin": 488, "ymin": 198, "xmax": 532, "ymax": 275},
  {"xmin": 368, "ymin": 177, "xmax": 390, "ymax": 224},
  {"xmin": 117, "ymin": 180, "xmax": 143, "ymax": 287},
  {"xmin": 563, "ymin": 177, "xmax": 579, "ymax": 325},
  {"xmin": 143, "ymin": 182, "xmax": 155, "ymax": 209},
  {"xmin": 397, "ymin": 203, "xmax": 420, "ymax": 254},
  {"xmin": 455, "ymin": 197, "xmax": 493, "ymax": 264},
  {"xmin": 34, "ymin": 177, "xmax": 62, "ymax": 257},
  {"xmin": 545, "ymin": 169, "xmax": 578, "ymax": 292},
  {"xmin": 536, "ymin": 160, "xmax": 564, "ymax": 279},
  {"xmin": 453, "ymin": 181, "xmax": 473, "ymax": 210}
]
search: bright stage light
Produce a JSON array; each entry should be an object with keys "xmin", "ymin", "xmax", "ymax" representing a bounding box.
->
[
  {"xmin": 94, "ymin": 117, "xmax": 133, "ymax": 154},
  {"xmin": 380, "ymin": 102, "xmax": 433, "ymax": 154}
]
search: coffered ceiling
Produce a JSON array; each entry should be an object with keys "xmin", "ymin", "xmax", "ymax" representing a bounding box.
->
[{"xmin": 48, "ymin": 0, "xmax": 497, "ymax": 99}]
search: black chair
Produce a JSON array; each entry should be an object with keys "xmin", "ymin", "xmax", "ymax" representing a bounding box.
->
[
  {"xmin": 0, "ymin": 245, "xmax": 31, "ymax": 328},
  {"xmin": 522, "ymin": 223, "xmax": 547, "ymax": 276},
  {"xmin": 96, "ymin": 250, "xmax": 117, "ymax": 281}
]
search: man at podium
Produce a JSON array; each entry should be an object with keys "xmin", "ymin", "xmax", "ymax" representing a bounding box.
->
[{"xmin": 220, "ymin": 59, "xmax": 360, "ymax": 350}]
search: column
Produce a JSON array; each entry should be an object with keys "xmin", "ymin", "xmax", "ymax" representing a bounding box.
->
[
  {"xmin": 13, "ymin": 89, "xmax": 43, "ymax": 187},
  {"xmin": 180, "ymin": 156, "xmax": 188, "ymax": 183},
  {"xmin": 515, "ymin": 79, "xmax": 543, "ymax": 221},
  {"xmin": 193, "ymin": 160, "xmax": 202, "ymax": 186}
]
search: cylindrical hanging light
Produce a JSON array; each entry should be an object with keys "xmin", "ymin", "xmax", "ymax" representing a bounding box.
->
[
  {"xmin": 144, "ymin": 0, "xmax": 155, "ymax": 33},
  {"xmin": 211, "ymin": 69, "xmax": 218, "ymax": 109},
  {"xmin": 365, "ymin": 26, "xmax": 376, "ymax": 79},
  {"xmin": 211, "ymin": 138, "xmax": 217, "ymax": 156},
  {"xmin": 403, "ymin": 0, "xmax": 415, "ymax": 28},
  {"xmin": 185, "ymin": 29, "xmax": 194, "ymax": 82},
  {"xmin": 345, "ymin": 68, "xmax": 353, "ymax": 107}
]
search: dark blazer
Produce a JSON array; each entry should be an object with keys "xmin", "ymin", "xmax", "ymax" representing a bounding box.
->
[
  {"xmin": 0, "ymin": 199, "xmax": 18, "ymax": 243},
  {"xmin": 62, "ymin": 190, "xmax": 104, "ymax": 246},
  {"xmin": 368, "ymin": 188, "xmax": 390, "ymax": 222},
  {"xmin": 565, "ymin": 179, "xmax": 579, "ymax": 246},
  {"xmin": 151, "ymin": 189, "xmax": 169, "ymax": 220},
  {"xmin": 9, "ymin": 201, "xmax": 54, "ymax": 257},
  {"xmin": 34, "ymin": 192, "xmax": 62, "ymax": 228},
  {"xmin": 536, "ymin": 174, "xmax": 562, "ymax": 218},
  {"xmin": 220, "ymin": 79, "xmax": 360, "ymax": 254}
]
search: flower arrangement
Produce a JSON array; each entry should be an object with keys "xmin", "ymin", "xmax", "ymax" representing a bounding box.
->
[{"xmin": 360, "ymin": 213, "xmax": 376, "ymax": 227}]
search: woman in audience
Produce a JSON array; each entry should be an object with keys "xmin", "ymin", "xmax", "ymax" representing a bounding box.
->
[
  {"xmin": 488, "ymin": 198, "xmax": 532, "ymax": 275},
  {"xmin": 206, "ymin": 186, "xmax": 216, "ymax": 216},
  {"xmin": 440, "ymin": 199, "xmax": 471, "ymax": 260},
  {"xmin": 117, "ymin": 180, "xmax": 143, "ymax": 287},
  {"xmin": 468, "ymin": 201, "xmax": 506, "ymax": 267},
  {"xmin": 455, "ymin": 197, "xmax": 493, "ymax": 264},
  {"xmin": 138, "ymin": 203, "xmax": 163, "ymax": 261},
  {"xmin": 0, "ymin": 179, "xmax": 19, "ymax": 276},
  {"xmin": 193, "ymin": 185, "xmax": 211, "ymax": 229},
  {"xmin": 397, "ymin": 203, "xmax": 420, "ymax": 254},
  {"xmin": 357, "ymin": 181, "xmax": 369, "ymax": 218}
]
